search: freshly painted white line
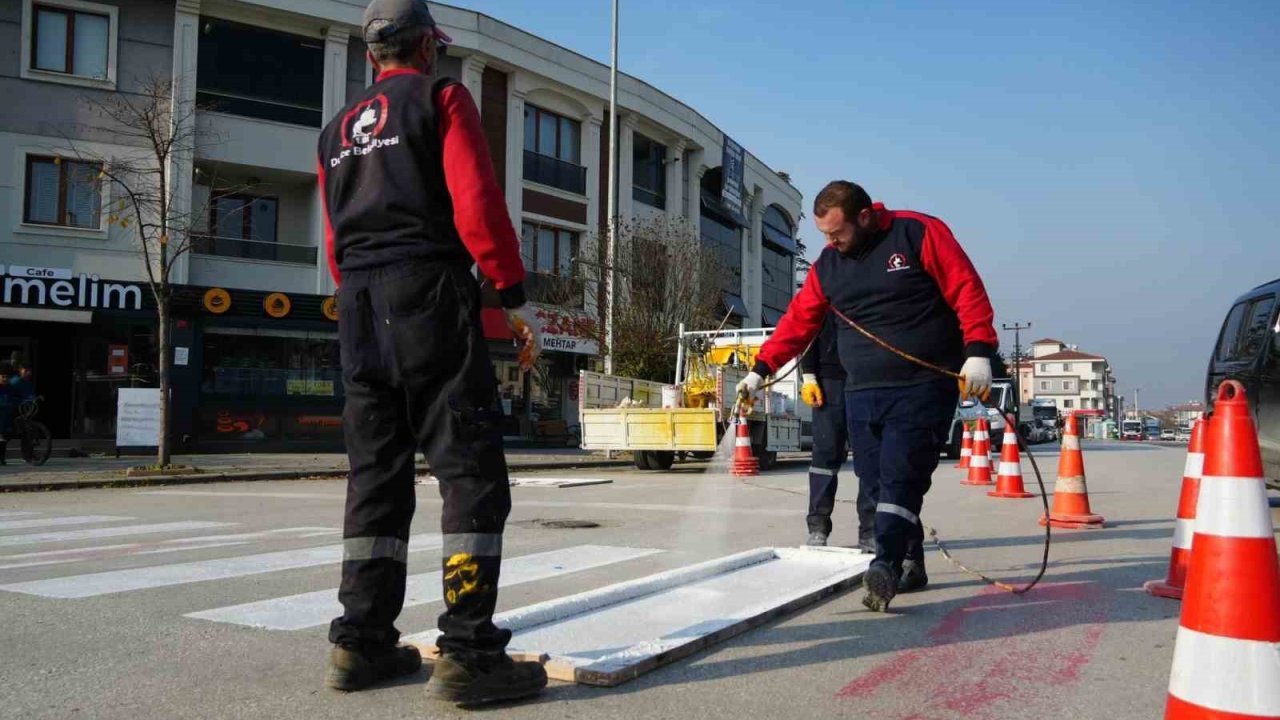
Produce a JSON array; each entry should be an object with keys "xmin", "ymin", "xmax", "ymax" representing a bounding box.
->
[
  {"xmin": 0, "ymin": 521, "xmax": 235, "ymax": 548},
  {"xmin": 0, "ymin": 534, "xmax": 442, "ymax": 598},
  {"xmin": 160, "ymin": 527, "xmax": 336, "ymax": 544},
  {"xmin": 0, "ymin": 512, "xmax": 37, "ymax": 518},
  {"xmin": 138, "ymin": 490, "xmax": 344, "ymax": 500},
  {"xmin": 516, "ymin": 501, "xmax": 796, "ymax": 517},
  {"xmin": 0, "ymin": 516, "xmax": 132, "ymax": 532},
  {"xmin": 186, "ymin": 545, "xmax": 664, "ymax": 630},
  {"xmin": 0, "ymin": 558, "xmax": 82, "ymax": 571}
]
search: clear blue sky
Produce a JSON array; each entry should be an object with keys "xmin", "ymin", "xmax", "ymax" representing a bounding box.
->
[{"xmin": 445, "ymin": 0, "xmax": 1280, "ymax": 408}]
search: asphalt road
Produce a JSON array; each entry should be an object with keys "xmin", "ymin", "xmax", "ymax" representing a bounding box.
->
[{"xmin": 1, "ymin": 442, "xmax": 1275, "ymax": 720}]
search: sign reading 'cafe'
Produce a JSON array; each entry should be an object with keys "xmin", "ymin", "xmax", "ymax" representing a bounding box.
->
[{"xmin": 0, "ymin": 266, "xmax": 144, "ymax": 311}]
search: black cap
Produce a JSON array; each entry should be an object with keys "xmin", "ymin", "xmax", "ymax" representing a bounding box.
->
[{"xmin": 362, "ymin": 0, "xmax": 452, "ymax": 44}]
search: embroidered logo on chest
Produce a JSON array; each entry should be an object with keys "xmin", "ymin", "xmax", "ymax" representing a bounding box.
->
[{"xmin": 887, "ymin": 253, "xmax": 911, "ymax": 273}]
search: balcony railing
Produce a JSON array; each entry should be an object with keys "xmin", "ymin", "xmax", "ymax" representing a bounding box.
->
[
  {"xmin": 523, "ymin": 150, "xmax": 587, "ymax": 195},
  {"xmin": 193, "ymin": 234, "xmax": 318, "ymax": 265}
]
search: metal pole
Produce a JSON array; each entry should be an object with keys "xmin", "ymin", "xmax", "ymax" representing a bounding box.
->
[
  {"xmin": 604, "ymin": 0, "xmax": 619, "ymax": 376},
  {"xmin": 1002, "ymin": 321, "xmax": 1030, "ymax": 411}
]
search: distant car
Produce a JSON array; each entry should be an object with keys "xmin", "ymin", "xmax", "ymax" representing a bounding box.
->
[
  {"xmin": 1160, "ymin": 429, "xmax": 1176, "ymax": 441},
  {"xmin": 1206, "ymin": 277, "xmax": 1280, "ymax": 491},
  {"xmin": 1175, "ymin": 428, "xmax": 1191, "ymax": 442}
]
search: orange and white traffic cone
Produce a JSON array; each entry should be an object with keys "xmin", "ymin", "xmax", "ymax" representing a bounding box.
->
[
  {"xmin": 962, "ymin": 418, "xmax": 993, "ymax": 486},
  {"xmin": 1039, "ymin": 412, "xmax": 1104, "ymax": 529},
  {"xmin": 989, "ymin": 419, "xmax": 1033, "ymax": 499},
  {"xmin": 1144, "ymin": 418, "xmax": 1208, "ymax": 600},
  {"xmin": 1165, "ymin": 381, "xmax": 1280, "ymax": 719},
  {"xmin": 730, "ymin": 413, "xmax": 759, "ymax": 477},
  {"xmin": 956, "ymin": 425, "xmax": 973, "ymax": 470}
]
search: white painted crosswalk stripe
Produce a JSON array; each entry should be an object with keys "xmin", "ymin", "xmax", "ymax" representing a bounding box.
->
[
  {"xmin": 0, "ymin": 521, "xmax": 236, "ymax": 548},
  {"xmin": 0, "ymin": 515, "xmax": 133, "ymax": 532},
  {"xmin": 0, "ymin": 533, "xmax": 443, "ymax": 598},
  {"xmin": 185, "ymin": 544, "xmax": 664, "ymax": 630},
  {"xmin": 0, "ymin": 511, "xmax": 38, "ymax": 519}
]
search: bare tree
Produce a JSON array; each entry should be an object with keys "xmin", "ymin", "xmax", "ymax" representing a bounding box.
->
[
  {"xmin": 64, "ymin": 75, "xmax": 227, "ymax": 466},
  {"xmin": 531, "ymin": 215, "xmax": 729, "ymax": 383}
]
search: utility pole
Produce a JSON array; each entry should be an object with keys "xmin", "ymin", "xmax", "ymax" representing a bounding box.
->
[
  {"xmin": 1002, "ymin": 321, "xmax": 1031, "ymax": 411},
  {"xmin": 1134, "ymin": 388, "xmax": 1141, "ymax": 418},
  {"xmin": 603, "ymin": 0, "xmax": 619, "ymax": 376}
]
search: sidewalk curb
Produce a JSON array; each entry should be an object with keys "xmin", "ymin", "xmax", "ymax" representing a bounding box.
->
[{"xmin": 0, "ymin": 457, "xmax": 808, "ymax": 493}]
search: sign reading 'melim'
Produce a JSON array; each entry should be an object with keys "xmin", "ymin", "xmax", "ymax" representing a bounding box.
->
[{"xmin": 0, "ymin": 266, "xmax": 144, "ymax": 311}]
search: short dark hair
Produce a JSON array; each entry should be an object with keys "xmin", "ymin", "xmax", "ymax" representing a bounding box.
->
[
  {"xmin": 813, "ymin": 181, "xmax": 872, "ymax": 220},
  {"xmin": 367, "ymin": 23, "xmax": 430, "ymax": 65}
]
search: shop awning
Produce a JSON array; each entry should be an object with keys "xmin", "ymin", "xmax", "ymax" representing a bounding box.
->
[
  {"xmin": 700, "ymin": 189, "xmax": 748, "ymax": 228},
  {"xmin": 481, "ymin": 307, "xmax": 514, "ymax": 341},
  {"xmin": 0, "ymin": 307, "xmax": 91, "ymax": 324},
  {"xmin": 722, "ymin": 293, "xmax": 749, "ymax": 318}
]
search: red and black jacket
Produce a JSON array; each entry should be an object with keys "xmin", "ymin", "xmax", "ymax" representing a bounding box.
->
[
  {"xmin": 318, "ymin": 68, "xmax": 526, "ymax": 308},
  {"xmin": 756, "ymin": 205, "xmax": 997, "ymax": 390}
]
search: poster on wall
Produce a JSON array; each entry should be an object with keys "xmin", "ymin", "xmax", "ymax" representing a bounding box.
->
[
  {"xmin": 721, "ymin": 135, "xmax": 746, "ymax": 214},
  {"xmin": 116, "ymin": 388, "xmax": 162, "ymax": 448}
]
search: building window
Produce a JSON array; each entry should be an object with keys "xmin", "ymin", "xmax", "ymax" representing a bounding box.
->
[
  {"xmin": 1062, "ymin": 380, "xmax": 1072, "ymax": 391},
  {"xmin": 523, "ymin": 105, "xmax": 585, "ymax": 194},
  {"xmin": 196, "ymin": 18, "xmax": 324, "ymax": 126},
  {"xmin": 520, "ymin": 222, "xmax": 582, "ymax": 308},
  {"xmin": 701, "ymin": 211, "xmax": 742, "ymax": 296},
  {"xmin": 632, "ymin": 133, "xmax": 666, "ymax": 209},
  {"xmin": 31, "ymin": 2, "xmax": 109, "ymax": 78},
  {"xmin": 23, "ymin": 155, "xmax": 102, "ymax": 229},
  {"xmin": 192, "ymin": 194, "xmax": 314, "ymax": 265},
  {"xmin": 761, "ymin": 246, "xmax": 793, "ymax": 321},
  {"xmin": 1040, "ymin": 364, "xmax": 1047, "ymax": 373},
  {"xmin": 1040, "ymin": 381, "xmax": 1049, "ymax": 391},
  {"xmin": 1064, "ymin": 399, "xmax": 1074, "ymax": 409}
]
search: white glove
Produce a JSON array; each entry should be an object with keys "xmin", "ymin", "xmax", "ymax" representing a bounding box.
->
[
  {"xmin": 735, "ymin": 371, "xmax": 764, "ymax": 402},
  {"xmin": 505, "ymin": 305, "xmax": 541, "ymax": 371},
  {"xmin": 801, "ymin": 373, "xmax": 818, "ymax": 386},
  {"xmin": 958, "ymin": 356, "xmax": 992, "ymax": 401}
]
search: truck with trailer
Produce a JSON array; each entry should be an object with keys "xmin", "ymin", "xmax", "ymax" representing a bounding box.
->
[{"xmin": 577, "ymin": 326, "xmax": 811, "ymax": 470}]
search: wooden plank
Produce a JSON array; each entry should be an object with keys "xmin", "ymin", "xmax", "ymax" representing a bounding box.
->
[{"xmin": 403, "ymin": 546, "xmax": 871, "ymax": 687}]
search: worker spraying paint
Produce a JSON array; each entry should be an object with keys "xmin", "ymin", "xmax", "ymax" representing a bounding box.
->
[{"xmin": 738, "ymin": 181, "xmax": 998, "ymax": 612}]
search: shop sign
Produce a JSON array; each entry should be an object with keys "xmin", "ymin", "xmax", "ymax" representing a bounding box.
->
[
  {"xmin": 286, "ymin": 379, "xmax": 335, "ymax": 396},
  {"xmin": 264, "ymin": 292, "xmax": 292, "ymax": 318},
  {"xmin": 532, "ymin": 305, "xmax": 598, "ymax": 356},
  {"xmin": 204, "ymin": 288, "xmax": 232, "ymax": 314},
  {"xmin": 721, "ymin": 135, "xmax": 746, "ymax": 214},
  {"xmin": 1, "ymin": 266, "xmax": 143, "ymax": 311}
]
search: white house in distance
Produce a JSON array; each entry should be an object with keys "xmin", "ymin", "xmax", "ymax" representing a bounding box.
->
[{"xmin": 1028, "ymin": 339, "xmax": 1118, "ymax": 429}]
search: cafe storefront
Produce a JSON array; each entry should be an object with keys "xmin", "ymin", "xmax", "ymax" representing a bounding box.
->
[{"xmin": 0, "ymin": 264, "xmax": 342, "ymax": 451}]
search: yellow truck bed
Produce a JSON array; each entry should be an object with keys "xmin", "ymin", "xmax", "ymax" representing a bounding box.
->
[{"xmin": 579, "ymin": 408, "xmax": 719, "ymax": 452}]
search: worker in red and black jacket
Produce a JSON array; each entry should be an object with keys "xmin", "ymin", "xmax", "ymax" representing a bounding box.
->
[
  {"xmin": 738, "ymin": 181, "xmax": 997, "ymax": 612},
  {"xmin": 317, "ymin": 0, "xmax": 545, "ymax": 705}
]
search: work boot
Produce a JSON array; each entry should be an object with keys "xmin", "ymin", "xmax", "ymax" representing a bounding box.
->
[
  {"xmin": 426, "ymin": 651, "xmax": 548, "ymax": 706},
  {"xmin": 861, "ymin": 563, "xmax": 898, "ymax": 612},
  {"xmin": 898, "ymin": 559, "xmax": 929, "ymax": 593},
  {"xmin": 325, "ymin": 644, "xmax": 422, "ymax": 692},
  {"xmin": 857, "ymin": 531, "xmax": 876, "ymax": 554},
  {"xmin": 806, "ymin": 531, "xmax": 829, "ymax": 547}
]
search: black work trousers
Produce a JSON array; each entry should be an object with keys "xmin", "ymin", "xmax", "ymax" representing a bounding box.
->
[
  {"xmin": 329, "ymin": 261, "xmax": 513, "ymax": 658},
  {"xmin": 845, "ymin": 379, "xmax": 958, "ymax": 575},
  {"xmin": 807, "ymin": 376, "xmax": 875, "ymax": 541}
]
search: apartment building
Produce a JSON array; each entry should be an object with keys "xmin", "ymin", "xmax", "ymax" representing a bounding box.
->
[
  {"xmin": 1028, "ymin": 338, "xmax": 1119, "ymax": 431},
  {"xmin": 0, "ymin": 0, "xmax": 802, "ymax": 448}
]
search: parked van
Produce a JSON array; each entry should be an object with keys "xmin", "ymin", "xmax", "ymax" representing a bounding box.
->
[{"xmin": 1206, "ymin": 278, "xmax": 1280, "ymax": 490}]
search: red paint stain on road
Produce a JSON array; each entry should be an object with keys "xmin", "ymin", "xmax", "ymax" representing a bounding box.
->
[{"xmin": 837, "ymin": 582, "xmax": 1110, "ymax": 719}]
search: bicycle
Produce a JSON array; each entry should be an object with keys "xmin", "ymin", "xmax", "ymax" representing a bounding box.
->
[{"xmin": 11, "ymin": 396, "xmax": 52, "ymax": 466}]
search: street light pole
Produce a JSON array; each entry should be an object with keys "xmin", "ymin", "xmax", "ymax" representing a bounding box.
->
[
  {"xmin": 1002, "ymin": 321, "xmax": 1031, "ymax": 411},
  {"xmin": 604, "ymin": 0, "xmax": 619, "ymax": 375}
]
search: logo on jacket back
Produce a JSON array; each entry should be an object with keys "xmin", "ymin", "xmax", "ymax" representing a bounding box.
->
[
  {"xmin": 330, "ymin": 94, "xmax": 400, "ymax": 166},
  {"xmin": 887, "ymin": 253, "xmax": 911, "ymax": 272}
]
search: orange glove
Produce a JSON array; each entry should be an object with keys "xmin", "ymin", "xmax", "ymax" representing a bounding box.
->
[
  {"xmin": 505, "ymin": 306, "xmax": 541, "ymax": 371},
  {"xmin": 801, "ymin": 373, "xmax": 824, "ymax": 408}
]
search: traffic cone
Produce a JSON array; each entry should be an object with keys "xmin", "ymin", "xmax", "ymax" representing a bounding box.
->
[
  {"xmin": 730, "ymin": 414, "xmax": 759, "ymax": 477},
  {"xmin": 989, "ymin": 420, "xmax": 1033, "ymax": 499},
  {"xmin": 956, "ymin": 425, "xmax": 973, "ymax": 470},
  {"xmin": 1039, "ymin": 412, "xmax": 1104, "ymax": 529},
  {"xmin": 1144, "ymin": 418, "xmax": 1208, "ymax": 600},
  {"xmin": 1165, "ymin": 381, "xmax": 1280, "ymax": 719},
  {"xmin": 962, "ymin": 418, "xmax": 993, "ymax": 486}
]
